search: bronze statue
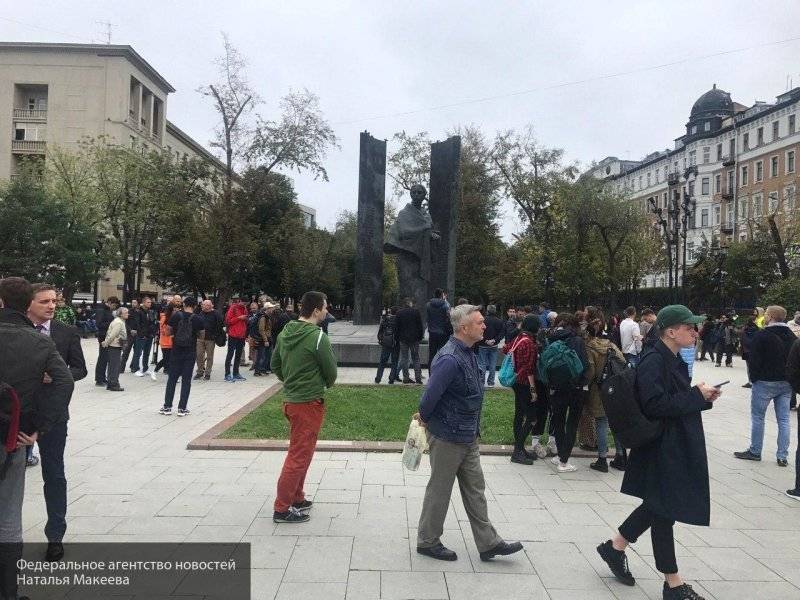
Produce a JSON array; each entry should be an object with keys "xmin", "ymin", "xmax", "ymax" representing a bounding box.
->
[{"xmin": 384, "ymin": 184, "xmax": 439, "ymax": 309}]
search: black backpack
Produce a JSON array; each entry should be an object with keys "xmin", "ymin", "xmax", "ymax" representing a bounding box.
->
[
  {"xmin": 598, "ymin": 348, "xmax": 664, "ymax": 449},
  {"xmin": 247, "ymin": 312, "xmax": 263, "ymax": 342},
  {"xmin": 379, "ymin": 315, "xmax": 398, "ymax": 349},
  {"xmin": 173, "ymin": 313, "xmax": 194, "ymax": 348}
]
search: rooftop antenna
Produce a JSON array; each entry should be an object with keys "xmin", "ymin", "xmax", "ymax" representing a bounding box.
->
[{"xmin": 96, "ymin": 20, "xmax": 114, "ymax": 44}]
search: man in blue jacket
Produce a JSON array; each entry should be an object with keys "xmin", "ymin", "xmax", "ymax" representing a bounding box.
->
[{"xmin": 414, "ymin": 304, "xmax": 523, "ymax": 563}]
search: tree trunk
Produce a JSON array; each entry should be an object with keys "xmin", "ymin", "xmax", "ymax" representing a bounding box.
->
[
  {"xmin": 767, "ymin": 215, "xmax": 790, "ymax": 279},
  {"xmin": 122, "ymin": 268, "xmax": 136, "ymax": 304}
]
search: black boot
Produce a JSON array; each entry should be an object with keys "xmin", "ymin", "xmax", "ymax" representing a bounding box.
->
[
  {"xmin": 510, "ymin": 449, "xmax": 533, "ymax": 465},
  {"xmin": 590, "ymin": 457, "xmax": 608, "ymax": 473}
]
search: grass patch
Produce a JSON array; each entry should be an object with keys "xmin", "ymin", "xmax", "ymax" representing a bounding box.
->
[{"xmin": 221, "ymin": 384, "xmax": 520, "ymax": 445}]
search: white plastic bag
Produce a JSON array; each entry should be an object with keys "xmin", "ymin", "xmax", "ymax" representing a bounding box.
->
[{"xmin": 401, "ymin": 418, "xmax": 429, "ymax": 471}]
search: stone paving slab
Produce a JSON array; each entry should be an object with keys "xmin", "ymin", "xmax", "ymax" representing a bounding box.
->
[{"xmin": 17, "ymin": 340, "xmax": 800, "ymax": 599}]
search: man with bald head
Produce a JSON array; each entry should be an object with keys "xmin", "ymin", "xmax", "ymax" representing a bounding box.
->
[{"xmin": 195, "ymin": 299, "xmax": 222, "ymax": 381}]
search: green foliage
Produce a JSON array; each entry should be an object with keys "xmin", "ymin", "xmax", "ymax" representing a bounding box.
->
[{"xmin": 760, "ymin": 276, "xmax": 800, "ymax": 312}]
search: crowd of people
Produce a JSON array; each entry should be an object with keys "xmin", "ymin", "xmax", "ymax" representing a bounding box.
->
[{"xmin": 2, "ymin": 272, "xmax": 800, "ymax": 600}]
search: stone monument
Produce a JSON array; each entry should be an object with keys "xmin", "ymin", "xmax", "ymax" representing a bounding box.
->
[
  {"xmin": 428, "ymin": 136, "xmax": 461, "ymax": 300},
  {"xmin": 384, "ymin": 184, "xmax": 440, "ymax": 313},
  {"xmin": 352, "ymin": 132, "xmax": 386, "ymax": 325}
]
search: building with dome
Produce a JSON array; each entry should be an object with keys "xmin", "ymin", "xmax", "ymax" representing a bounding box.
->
[{"xmin": 590, "ymin": 84, "xmax": 800, "ymax": 289}]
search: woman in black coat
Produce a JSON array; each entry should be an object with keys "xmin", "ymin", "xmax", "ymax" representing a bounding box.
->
[{"xmin": 596, "ymin": 305, "xmax": 721, "ymax": 600}]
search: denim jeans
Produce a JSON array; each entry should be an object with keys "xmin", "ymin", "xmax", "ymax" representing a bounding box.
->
[
  {"xmin": 398, "ymin": 342, "xmax": 422, "ymax": 382},
  {"xmin": 255, "ymin": 344, "xmax": 271, "ymax": 373},
  {"xmin": 594, "ymin": 416, "xmax": 625, "ymax": 459},
  {"xmin": 477, "ymin": 346, "xmax": 499, "ymax": 386},
  {"xmin": 164, "ymin": 351, "xmax": 196, "ymax": 410},
  {"xmin": 225, "ymin": 337, "xmax": 245, "ymax": 376},
  {"xmin": 38, "ymin": 421, "xmax": 68, "ymax": 542},
  {"xmin": 375, "ymin": 344, "xmax": 399, "ymax": 382},
  {"xmin": 749, "ymin": 380, "xmax": 792, "ymax": 460},
  {"xmin": 130, "ymin": 336, "xmax": 153, "ymax": 373}
]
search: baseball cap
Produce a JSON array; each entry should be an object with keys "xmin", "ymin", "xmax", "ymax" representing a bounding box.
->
[{"xmin": 656, "ymin": 305, "xmax": 705, "ymax": 329}]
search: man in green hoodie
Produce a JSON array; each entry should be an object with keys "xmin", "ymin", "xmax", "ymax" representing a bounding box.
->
[{"xmin": 271, "ymin": 291, "xmax": 338, "ymax": 523}]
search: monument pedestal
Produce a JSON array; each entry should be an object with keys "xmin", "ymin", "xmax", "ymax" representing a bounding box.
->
[{"xmin": 328, "ymin": 322, "xmax": 431, "ymax": 367}]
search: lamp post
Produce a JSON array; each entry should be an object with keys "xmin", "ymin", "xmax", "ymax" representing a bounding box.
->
[
  {"xmin": 648, "ymin": 196, "xmax": 674, "ymax": 298},
  {"xmin": 649, "ymin": 189, "xmax": 696, "ymax": 303},
  {"xmin": 680, "ymin": 191, "xmax": 697, "ymax": 302}
]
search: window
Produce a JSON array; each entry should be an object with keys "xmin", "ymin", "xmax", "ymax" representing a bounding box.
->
[
  {"xmin": 704, "ymin": 121, "xmax": 711, "ymax": 132},
  {"xmin": 790, "ymin": 114, "xmax": 796, "ymax": 134},
  {"xmin": 739, "ymin": 197, "xmax": 748, "ymax": 219},
  {"xmin": 713, "ymin": 205, "xmax": 721, "ymax": 225},
  {"xmin": 691, "ymin": 125, "xmax": 697, "ymax": 134},
  {"xmin": 743, "ymin": 132, "xmax": 749, "ymax": 150},
  {"xmin": 701, "ymin": 178, "xmax": 710, "ymax": 195},
  {"xmin": 757, "ymin": 127, "xmax": 764, "ymax": 145},
  {"xmin": 673, "ymin": 161, "xmax": 678, "ymax": 172},
  {"xmin": 647, "ymin": 172, "xmax": 651, "ymax": 187},
  {"xmin": 715, "ymin": 174, "xmax": 721, "ymax": 194},
  {"xmin": 703, "ymin": 147, "xmax": 710, "ymax": 163},
  {"xmin": 639, "ymin": 175, "xmax": 643, "ymax": 188},
  {"xmin": 689, "ymin": 150, "xmax": 697, "ymax": 166},
  {"xmin": 701, "ymin": 208, "xmax": 709, "ymax": 227},
  {"xmin": 756, "ymin": 160, "xmax": 763, "ymax": 182},
  {"xmin": 752, "ymin": 194, "xmax": 762, "ymax": 218},
  {"xmin": 769, "ymin": 191, "xmax": 779, "ymax": 213},
  {"xmin": 663, "ymin": 192, "xmax": 668, "ymax": 207},
  {"xmin": 655, "ymin": 168, "xmax": 660, "ymax": 183},
  {"xmin": 729, "ymin": 138, "xmax": 736, "ymax": 158},
  {"xmin": 726, "ymin": 203, "xmax": 734, "ymax": 224},
  {"xmin": 786, "ymin": 185, "xmax": 796, "ymax": 211},
  {"xmin": 717, "ymin": 143, "xmax": 723, "ymax": 161},
  {"xmin": 741, "ymin": 165, "xmax": 748, "ymax": 185},
  {"xmin": 688, "ymin": 181, "xmax": 695, "ymax": 197},
  {"xmin": 727, "ymin": 170, "xmax": 735, "ymax": 193},
  {"xmin": 773, "ymin": 120, "xmax": 780, "ymax": 141},
  {"xmin": 771, "ymin": 156, "xmax": 779, "ymax": 177},
  {"xmin": 14, "ymin": 128, "xmax": 24, "ymax": 141},
  {"xmin": 788, "ymin": 150, "xmax": 796, "ymax": 173},
  {"xmin": 687, "ymin": 241, "xmax": 695, "ymax": 260}
]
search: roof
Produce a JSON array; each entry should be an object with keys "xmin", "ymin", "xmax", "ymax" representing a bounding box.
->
[
  {"xmin": 165, "ymin": 120, "xmax": 229, "ymax": 174},
  {"xmin": 690, "ymin": 84, "xmax": 734, "ymax": 119},
  {"xmin": 0, "ymin": 42, "xmax": 175, "ymax": 93}
]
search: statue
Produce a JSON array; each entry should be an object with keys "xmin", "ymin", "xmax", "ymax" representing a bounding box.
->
[{"xmin": 384, "ymin": 184, "xmax": 440, "ymax": 311}]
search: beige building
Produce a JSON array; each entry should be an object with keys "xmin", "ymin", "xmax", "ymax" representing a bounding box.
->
[
  {"xmin": 0, "ymin": 42, "xmax": 316, "ymax": 301},
  {"xmin": 592, "ymin": 84, "xmax": 800, "ymax": 288}
]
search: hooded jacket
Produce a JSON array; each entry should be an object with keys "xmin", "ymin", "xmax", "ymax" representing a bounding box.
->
[
  {"xmin": 271, "ymin": 319, "xmax": 337, "ymax": 402},
  {"xmin": 426, "ymin": 298, "xmax": 451, "ymax": 336},
  {"xmin": 225, "ymin": 302, "xmax": 249, "ymax": 339},
  {"xmin": 748, "ymin": 322, "xmax": 797, "ymax": 382}
]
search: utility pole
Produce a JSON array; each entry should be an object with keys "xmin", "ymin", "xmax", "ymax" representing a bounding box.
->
[{"xmin": 96, "ymin": 21, "xmax": 114, "ymax": 45}]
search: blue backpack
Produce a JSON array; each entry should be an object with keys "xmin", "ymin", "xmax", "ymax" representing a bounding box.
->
[
  {"xmin": 538, "ymin": 338, "xmax": 584, "ymax": 389},
  {"xmin": 498, "ymin": 336, "xmax": 525, "ymax": 387}
]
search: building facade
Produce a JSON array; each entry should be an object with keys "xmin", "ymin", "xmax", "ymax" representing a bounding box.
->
[
  {"xmin": 592, "ymin": 84, "xmax": 800, "ymax": 288},
  {"xmin": 0, "ymin": 42, "xmax": 316, "ymax": 301}
]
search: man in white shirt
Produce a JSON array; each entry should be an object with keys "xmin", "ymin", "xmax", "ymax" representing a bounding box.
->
[{"xmin": 619, "ymin": 306, "xmax": 642, "ymax": 367}]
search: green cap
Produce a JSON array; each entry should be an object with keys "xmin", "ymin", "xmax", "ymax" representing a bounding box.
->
[{"xmin": 656, "ymin": 305, "xmax": 705, "ymax": 329}]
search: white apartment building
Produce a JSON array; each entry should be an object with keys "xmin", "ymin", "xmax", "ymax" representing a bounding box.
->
[{"xmin": 592, "ymin": 84, "xmax": 800, "ymax": 288}]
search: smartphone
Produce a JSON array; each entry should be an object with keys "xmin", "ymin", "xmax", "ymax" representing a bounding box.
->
[{"xmin": 713, "ymin": 381, "xmax": 730, "ymax": 388}]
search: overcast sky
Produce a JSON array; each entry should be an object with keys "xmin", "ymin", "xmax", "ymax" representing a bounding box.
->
[{"xmin": 4, "ymin": 1, "xmax": 800, "ymax": 238}]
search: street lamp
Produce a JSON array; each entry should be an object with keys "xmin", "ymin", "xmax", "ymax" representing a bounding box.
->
[
  {"xmin": 679, "ymin": 190, "xmax": 697, "ymax": 301},
  {"xmin": 648, "ymin": 196, "xmax": 674, "ymax": 296}
]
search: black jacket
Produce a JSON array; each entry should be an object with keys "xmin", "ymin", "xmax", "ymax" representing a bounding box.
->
[
  {"xmin": 48, "ymin": 320, "xmax": 86, "ymax": 423},
  {"xmin": 503, "ymin": 318, "xmax": 519, "ymax": 344},
  {"xmin": 377, "ymin": 314, "xmax": 398, "ymax": 349},
  {"xmin": 130, "ymin": 307, "xmax": 158, "ymax": 338},
  {"xmin": 395, "ymin": 306, "xmax": 424, "ymax": 344},
  {"xmin": 94, "ymin": 303, "xmax": 114, "ymax": 339},
  {"xmin": 748, "ymin": 324, "xmax": 797, "ymax": 382},
  {"xmin": 479, "ymin": 315, "xmax": 505, "ymax": 348},
  {"xmin": 199, "ymin": 309, "xmax": 223, "ymax": 338},
  {"xmin": 622, "ymin": 340, "xmax": 712, "ymax": 526},
  {"xmin": 0, "ymin": 309, "xmax": 73, "ymax": 436},
  {"xmin": 426, "ymin": 298, "xmax": 451, "ymax": 336},
  {"xmin": 786, "ymin": 337, "xmax": 800, "ymax": 393}
]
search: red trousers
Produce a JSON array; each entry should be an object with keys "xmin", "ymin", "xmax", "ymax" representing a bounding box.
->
[{"xmin": 274, "ymin": 399, "xmax": 325, "ymax": 512}]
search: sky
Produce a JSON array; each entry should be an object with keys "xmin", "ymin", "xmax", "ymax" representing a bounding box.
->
[{"xmin": 4, "ymin": 1, "xmax": 800, "ymax": 239}]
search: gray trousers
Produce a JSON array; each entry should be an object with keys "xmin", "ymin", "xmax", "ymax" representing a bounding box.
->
[
  {"xmin": 399, "ymin": 342, "xmax": 422, "ymax": 382},
  {"xmin": 417, "ymin": 434, "xmax": 501, "ymax": 553}
]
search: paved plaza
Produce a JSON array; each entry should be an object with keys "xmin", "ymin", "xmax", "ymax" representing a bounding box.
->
[{"xmin": 19, "ymin": 339, "xmax": 800, "ymax": 599}]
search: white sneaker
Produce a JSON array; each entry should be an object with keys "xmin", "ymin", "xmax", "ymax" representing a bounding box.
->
[
  {"xmin": 148, "ymin": 370, "xmax": 157, "ymax": 381},
  {"xmin": 135, "ymin": 370, "xmax": 146, "ymax": 377},
  {"xmin": 557, "ymin": 463, "xmax": 577, "ymax": 473},
  {"xmin": 532, "ymin": 442, "xmax": 548, "ymax": 459},
  {"xmin": 550, "ymin": 456, "xmax": 561, "ymax": 465}
]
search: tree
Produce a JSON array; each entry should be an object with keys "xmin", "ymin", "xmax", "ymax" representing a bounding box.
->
[
  {"xmin": 490, "ymin": 126, "xmax": 578, "ymax": 303},
  {"xmin": 198, "ymin": 33, "xmax": 260, "ymax": 202},
  {"xmin": 387, "ymin": 130, "xmax": 431, "ymax": 196},
  {"xmin": 246, "ymin": 90, "xmax": 339, "ymax": 182}
]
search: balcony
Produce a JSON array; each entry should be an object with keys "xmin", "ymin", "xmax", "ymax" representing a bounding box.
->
[
  {"xmin": 684, "ymin": 165, "xmax": 698, "ymax": 178},
  {"xmin": 668, "ymin": 172, "xmax": 680, "ymax": 185},
  {"xmin": 722, "ymin": 157, "xmax": 735, "ymax": 167},
  {"xmin": 721, "ymin": 190, "xmax": 733, "ymax": 200},
  {"xmin": 13, "ymin": 108, "xmax": 46, "ymax": 122},
  {"xmin": 11, "ymin": 140, "xmax": 46, "ymax": 154},
  {"xmin": 721, "ymin": 223, "xmax": 733, "ymax": 234}
]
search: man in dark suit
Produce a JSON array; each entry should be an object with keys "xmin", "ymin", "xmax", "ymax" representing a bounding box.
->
[{"xmin": 28, "ymin": 284, "xmax": 86, "ymax": 563}]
